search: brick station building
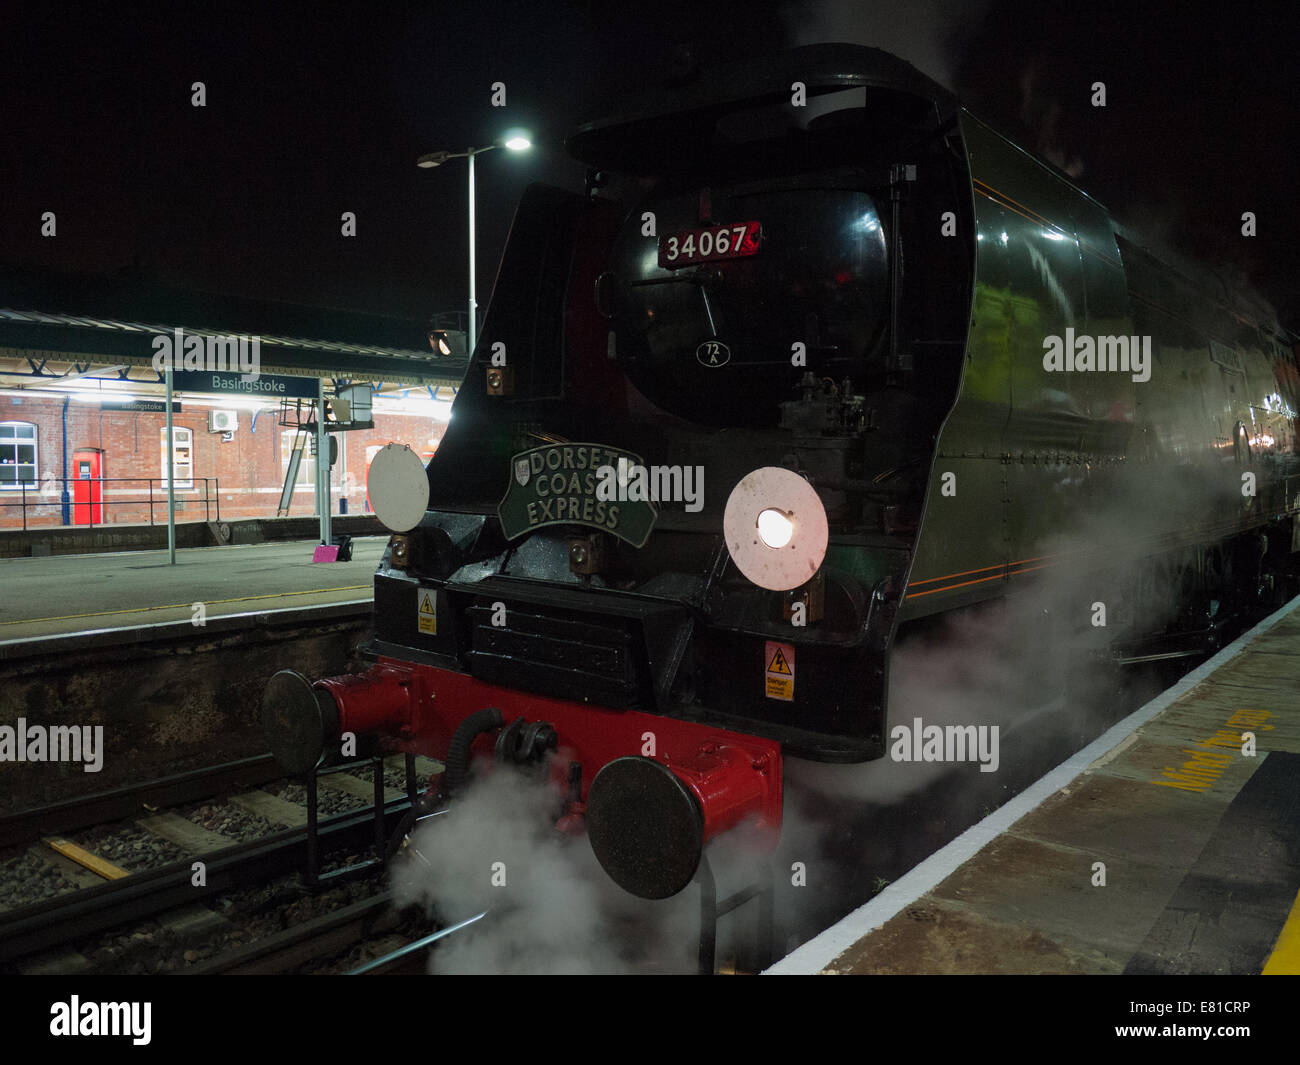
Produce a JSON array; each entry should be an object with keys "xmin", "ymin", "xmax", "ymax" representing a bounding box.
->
[
  {"xmin": 0, "ymin": 272, "xmax": 468, "ymax": 531},
  {"xmin": 0, "ymin": 390, "xmax": 449, "ymax": 528}
]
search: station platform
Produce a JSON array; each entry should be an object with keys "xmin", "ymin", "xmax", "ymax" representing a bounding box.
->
[
  {"xmin": 0, "ymin": 537, "xmax": 385, "ymax": 643},
  {"xmin": 770, "ymin": 594, "xmax": 1300, "ymax": 975}
]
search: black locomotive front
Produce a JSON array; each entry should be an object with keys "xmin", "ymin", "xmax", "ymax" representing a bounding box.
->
[{"xmin": 263, "ymin": 46, "xmax": 976, "ymax": 898}]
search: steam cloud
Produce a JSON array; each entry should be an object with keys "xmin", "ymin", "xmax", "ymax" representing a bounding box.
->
[
  {"xmin": 773, "ymin": 455, "xmax": 1265, "ymax": 952},
  {"xmin": 781, "ymin": 0, "xmax": 989, "ymax": 90},
  {"xmin": 782, "ymin": 2, "xmax": 1086, "ymax": 177},
  {"xmin": 1019, "ymin": 61, "xmax": 1085, "ymax": 178},
  {"xmin": 392, "ymin": 763, "xmax": 699, "ymax": 973}
]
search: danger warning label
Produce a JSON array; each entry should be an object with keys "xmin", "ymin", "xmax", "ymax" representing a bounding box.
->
[
  {"xmin": 417, "ymin": 588, "xmax": 437, "ymax": 635},
  {"xmin": 764, "ymin": 640, "xmax": 794, "ymax": 701}
]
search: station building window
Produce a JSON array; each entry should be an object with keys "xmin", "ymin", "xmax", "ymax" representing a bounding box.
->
[
  {"xmin": 0, "ymin": 421, "xmax": 38, "ymax": 489},
  {"xmin": 160, "ymin": 426, "xmax": 194, "ymax": 489}
]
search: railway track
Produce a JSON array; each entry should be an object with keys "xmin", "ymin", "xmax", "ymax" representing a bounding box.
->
[
  {"xmin": 0, "ymin": 755, "xmax": 282, "ymax": 851},
  {"xmin": 0, "ymin": 753, "xmax": 445, "ymax": 973},
  {"xmin": 0, "ymin": 799, "xmax": 411, "ymax": 967},
  {"xmin": 190, "ymin": 893, "xmax": 410, "ymax": 975}
]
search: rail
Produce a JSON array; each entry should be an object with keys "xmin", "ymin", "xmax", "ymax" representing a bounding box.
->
[
  {"xmin": 0, "ymin": 755, "xmax": 280, "ymax": 850},
  {"xmin": 0, "ymin": 475, "xmax": 220, "ymax": 530},
  {"xmin": 0, "ymin": 796, "xmax": 414, "ymax": 964}
]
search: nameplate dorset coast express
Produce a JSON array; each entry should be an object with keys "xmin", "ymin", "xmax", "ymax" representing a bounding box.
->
[{"xmin": 498, "ymin": 443, "xmax": 658, "ymax": 548}]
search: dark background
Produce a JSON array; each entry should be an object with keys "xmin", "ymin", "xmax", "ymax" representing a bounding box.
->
[{"xmin": 2, "ymin": 0, "xmax": 1296, "ymax": 330}]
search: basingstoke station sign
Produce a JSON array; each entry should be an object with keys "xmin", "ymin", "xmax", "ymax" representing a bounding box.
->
[
  {"xmin": 171, "ymin": 370, "xmax": 319, "ymax": 398},
  {"xmin": 498, "ymin": 443, "xmax": 658, "ymax": 547},
  {"xmin": 102, "ymin": 400, "xmax": 182, "ymax": 413}
]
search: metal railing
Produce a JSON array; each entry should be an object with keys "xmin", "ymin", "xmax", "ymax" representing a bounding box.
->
[{"xmin": 0, "ymin": 476, "xmax": 221, "ymax": 530}]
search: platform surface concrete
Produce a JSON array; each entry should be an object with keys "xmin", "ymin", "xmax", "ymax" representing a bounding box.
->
[
  {"xmin": 0, "ymin": 537, "xmax": 385, "ymax": 641},
  {"xmin": 770, "ymin": 595, "xmax": 1300, "ymax": 976}
]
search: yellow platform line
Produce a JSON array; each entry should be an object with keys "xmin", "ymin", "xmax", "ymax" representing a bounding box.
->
[
  {"xmin": 44, "ymin": 838, "xmax": 131, "ymax": 881},
  {"xmin": 0, "ymin": 585, "xmax": 371, "ymax": 627},
  {"xmin": 1262, "ymin": 886, "xmax": 1300, "ymax": 974}
]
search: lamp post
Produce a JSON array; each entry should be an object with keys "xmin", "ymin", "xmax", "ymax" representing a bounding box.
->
[{"xmin": 417, "ymin": 135, "xmax": 531, "ymax": 357}]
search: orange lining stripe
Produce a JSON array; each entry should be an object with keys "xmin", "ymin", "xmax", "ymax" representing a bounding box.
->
[
  {"xmin": 904, "ymin": 510, "xmax": 1275, "ymax": 601},
  {"xmin": 904, "ymin": 562, "xmax": 1054, "ymax": 600},
  {"xmin": 974, "ymin": 182, "xmax": 1126, "ymax": 272},
  {"xmin": 907, "ymin": 554, "xmax": 1055, "ymax": 587},
  {"xmin": 1007, "ymin": 563, "xmax": 1052, "ymax": 579},
  {"xmin": 973, "ymin": 179, "xmax": 1058, "ymax": 231},
  {"xmin": 974, "ymin": 188, "xmax": 1044, "ymax": 231},
  {"xmin": 906, "ymin": 563, "xmax": 1004, "ymax": 586},
  {"xmin": 905, "ymin": 571, "xmax": 1006, "ymax": 598}
]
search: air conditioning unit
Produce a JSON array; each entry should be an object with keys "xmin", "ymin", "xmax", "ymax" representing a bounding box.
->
[{"xmin": 209, "ymin": 410, "xmax": 238, "ymax": 433}]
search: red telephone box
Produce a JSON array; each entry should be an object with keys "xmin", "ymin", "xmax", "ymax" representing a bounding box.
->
[{"xmin": 73, "ymin": 448, "xmax": 105, "ymax": 525}]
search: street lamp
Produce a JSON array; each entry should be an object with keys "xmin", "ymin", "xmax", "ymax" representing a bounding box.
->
[
  {"xmin": 416, "ymin": 134, "xmax": 532, "ymax": 357},
  {"xmin": 427, "ymin": 329, "xmax": 452, "ymax": 356}
]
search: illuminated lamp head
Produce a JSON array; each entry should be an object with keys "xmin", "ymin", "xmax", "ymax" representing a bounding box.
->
[
  {"xmin": 723, "ymin": 468, "xmax": 828, "ymax": 591},
  {"xmin": 428, "ymin": 329, "xmax": 452, "ymax": 356},
  {"xmin": 756, "ymin": 507, "xmax": 794, "ymax": 549}
]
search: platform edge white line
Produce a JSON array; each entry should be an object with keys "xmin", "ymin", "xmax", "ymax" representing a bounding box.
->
[
  {"xmin": 0, "ymin": 598, "xmax": 374, "ymax": 650},
  {"xmin": 763, "ymin": 591, "xmax": 1300, "ymax": 975}
]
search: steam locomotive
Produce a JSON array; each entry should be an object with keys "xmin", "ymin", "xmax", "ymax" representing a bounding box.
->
[{"xmin": 262, "ymin": 45, "xmax": 1300, "ymax": 904}]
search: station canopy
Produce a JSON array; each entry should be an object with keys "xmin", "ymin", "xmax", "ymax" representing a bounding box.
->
[{"xmin": 0, "ymin": 267, "xmax": 468, "ymax": 396}]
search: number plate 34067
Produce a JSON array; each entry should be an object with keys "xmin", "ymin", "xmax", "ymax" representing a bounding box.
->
[{"xmin": 659, "ymin": 220, "xmax": 761, "ymax": 268}]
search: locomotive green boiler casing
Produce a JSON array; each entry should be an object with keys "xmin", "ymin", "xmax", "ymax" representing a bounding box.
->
[{"xmin": 901, "ymin": 110, "xmax": 1300, "ymax": 623}]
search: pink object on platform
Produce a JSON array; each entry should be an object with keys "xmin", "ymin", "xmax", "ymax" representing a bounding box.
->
[{"xmin": 312, "ymin": 545, "xmax": 339, "ymax": 563}]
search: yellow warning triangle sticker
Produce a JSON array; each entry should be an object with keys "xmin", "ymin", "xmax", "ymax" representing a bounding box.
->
[
  {"xmin": 419, "ymin": 595, "xmax": 434, "ymax": 614},
  {"xmin": 767, "ymin": 648, "xmax": 792, "ymax": 675}
]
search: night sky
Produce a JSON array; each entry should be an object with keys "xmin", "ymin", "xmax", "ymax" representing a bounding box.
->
[{"xmin": 3, "ymin": 0, "xmax": 1297, "ymax": 331}]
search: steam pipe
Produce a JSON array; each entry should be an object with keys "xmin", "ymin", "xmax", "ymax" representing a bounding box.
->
[{"xmin": 444, "ymin": 706, "xmax": 505, "ymax": 797}]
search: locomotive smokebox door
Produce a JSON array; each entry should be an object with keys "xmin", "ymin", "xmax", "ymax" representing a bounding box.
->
[{"xmin": 586, "ymin": 756, "xmax": 704, "ymax": 899}]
